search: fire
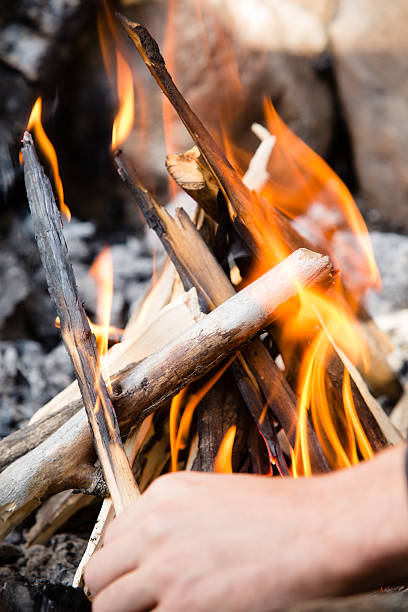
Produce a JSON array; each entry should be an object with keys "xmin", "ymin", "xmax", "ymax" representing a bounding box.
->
[
  {"xmin": 214, "ymin": 426, "xmax": 236, "ymax": 473},
  {"xmin": 26, "ymin": 97, "xmax": 71, "ymax": 222},
  {"xmin": 170, "ymin": 359, "xmax": 233, "ymax": 471},
  {"xmin": 89, "ymin": 247, "xmax": 115, "ymax": 392},
  {"xmin": 112, "ymin": 49, "xmax": 135, "ymax": 150},
  {"xmin": 261, "ymin": 99, "xmax": 380, "ymax": 297},
  {"xmin": 55, "ymin": 316, "xmax": 122, "ymax": 345},
  {"xmin": 243, "ymin": 100, "xmax": 381, "ymax": 475},
  {"xmin": 98, "ymin": 0, "xmax": 136, "ymax": 151}
]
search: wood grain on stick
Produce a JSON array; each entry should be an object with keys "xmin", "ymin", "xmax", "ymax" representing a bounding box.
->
[{"xmin": 22, "ymin": 131, "xmax": 139, "ymax": 515}]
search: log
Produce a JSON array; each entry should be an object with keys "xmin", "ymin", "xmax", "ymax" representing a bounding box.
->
[
  {"xmin": 115, "ymin": 152, "xmax": 330, "ymax": 473},
  {"xmin": 22, "ymin": 131, "xmax": 139, "ymax": 515},
  {"xmin": 0, "ymin": 248, "xmax": 333, "ymax": 539},
  {"xmin": 161, "ymin": 138, "xmax": 397, "ymax": 454},
  {"xmin": 191, "ymin": 370, "xmax": 251, "ymax": 473},
  {"xmin": 0, "ymin": 286, "xmax": 202, "ymax": 472}
]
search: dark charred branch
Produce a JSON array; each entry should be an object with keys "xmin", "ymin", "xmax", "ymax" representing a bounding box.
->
[
  {"xmin": 116, "ymin": 14, "xmax": 316, "ymax": 269},
  {"xmin": 22, "ymin": 131, "xmax": 139, "ymax": 514}
]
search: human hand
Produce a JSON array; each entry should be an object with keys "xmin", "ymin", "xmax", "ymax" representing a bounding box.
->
[{"xmin": 85, "ymin": 445, "xmax": 408, "ymax": 612}]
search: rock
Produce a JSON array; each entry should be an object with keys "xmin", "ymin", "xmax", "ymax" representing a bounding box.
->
[
  {"xmin": 330, "ymin": 0, "xmax": 408, "ymax": 232},
  {"xmin": 0, "ymin": 251, "xmax": 29, "ymax": 327},
  {"xmin": 0, "ymin": 24, "xmax": 49, "ymax": 82},
  {"xmin": 290, "ymin": 0, "xmax": 336, "ymax": 23},
  {"xmin": 365, "ymin": 232, "xmax": 408, "ymax": 315}
]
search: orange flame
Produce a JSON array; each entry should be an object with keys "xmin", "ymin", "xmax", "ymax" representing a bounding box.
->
[
  {"xmin": 282, "ymin": 284, "xmax": 374, "ymax": 476},
  {"xmin": 170, "ymin": 359, "xmax": 233, "ymax": 471},
  {"xmin": 214, "ymin": 425, "xmax": 236, "ymax": 473},
  {"xmin": 55, "ymin": 316, "xmax": 122, "ymax": 345},
  {"xmin": 98, "ymin": 1, "xmax": 137, "ymax": 151},
  {"xmin": 234, "ymin": 100, "xmax": 381, "ymax": 476},
  {"xmin": 112, "ymin": 49, "xmax": 135, "ymax": 150},
  {"xmin": 26, "ymin": 97, "xmax": 71, "ymax": 222},
  {"xmin": 261, "ymin": 99, "xmax": 380, "ymax": 297},
  {"xmin": 89, "ymin": 247, "xmax": 114, "ymax": 392}
]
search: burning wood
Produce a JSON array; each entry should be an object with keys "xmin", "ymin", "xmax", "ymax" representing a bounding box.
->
[
  {"xmin": 0, "ymin": 236, "xmax": 334, "ymax": 538},
  {"xmin": 22, "ymin": 131, "xmax": 139, "ymax": 515},
  {"xmin": 115, "ymin": 150, "xmax": 329, "ymax": 474},
  {"xmin": 0, "ymin": 8, "xmax": 405, "ymax": 604}
]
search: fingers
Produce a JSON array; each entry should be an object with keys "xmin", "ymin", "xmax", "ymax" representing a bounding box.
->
[
  {"xmin": 85, "ymin": 532, "xmax": 143, "ymax": 596},
  {"xmin": 92, "ymin": 567, "xmax": 159, "ymax": 612},
  {"xmin": 104, "ymin": 472, "xmax": 195, "ymax": 544}
]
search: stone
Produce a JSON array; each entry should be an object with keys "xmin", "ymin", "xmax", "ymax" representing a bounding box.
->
[
  {"xmin": 0, "ymin": 251, "xmax": 29, "ymax": 327},
  {"xmin": 290, "ymin": 0, "xmax": 336, "ymax": 23},
  {"xmin": 365, "ymin": 232, "xmax": 408, "ymax": 315},
  {"xmin": 0, "ymin": 24, "xmax": 49, "ymax": 82},
  {"xmin": 330, "ymin": 0, "xmax": 408, "ymax": 232}
]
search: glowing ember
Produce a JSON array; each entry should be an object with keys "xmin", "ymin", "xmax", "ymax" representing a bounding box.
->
[
  {"xmin": 26, "ymin": 97, "xmax": 71, "ymax": 222},
  {"xmin": 214, "ymin": 425, "xmax": 236, "ymax": 473}
]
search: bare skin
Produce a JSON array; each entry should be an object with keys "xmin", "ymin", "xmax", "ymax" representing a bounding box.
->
[{"xmin": 85, "ymin": 444, "xmax": 408, "ymax": 612}]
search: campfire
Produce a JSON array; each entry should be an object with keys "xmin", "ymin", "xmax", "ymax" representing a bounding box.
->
[{"xmin": 0, "ymin": 0, "xmax": 407, "ymax": 608}]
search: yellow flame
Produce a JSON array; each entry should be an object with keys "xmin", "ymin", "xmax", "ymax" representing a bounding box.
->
[
  {"xmin": 55, "ymin": 316, "xmax": 122, "ymax": 345},
  {"xmin": 112, "ymin": 49, "xmax": 135, "ymax": 150},
  {"xmin": 26, "ymin": 97, "xmax": 71, "ymax": 222},
  {"xmin": 287, "ymin": 287, "xmax": 374, "ymax": 476},
  {"xmin": 89, "ymin": 247, "xmax": 114, "ymax": 392},
  {"xmin": 98, "ymin": 1, "xmax": 136, "ymax": 151},
  {"xmin": 214, "ymin": 425, "xmax": 236, "ymax": 473},
  {"xmin": 170, "ymin": 359, "xmax": 234, "ymax": 471}
]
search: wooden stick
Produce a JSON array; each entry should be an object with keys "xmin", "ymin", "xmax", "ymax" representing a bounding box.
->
[
  {"xmin": 115, "ymin": 152, "xmax": 330, "ymax": 473},
  {"xmin": 22, "ymin": 131, "xmax": 139, "ymax": 515},
  {"xmin": 0, "ymin": 248, "xmax": 334, "ymax": 539},
  {"xmin": 166, "ymin": 146, "xmax": 220, "ymax": 220},
  {"xmin": 116, "ymin": 14, "xmax": 315, "ymax": 266}
]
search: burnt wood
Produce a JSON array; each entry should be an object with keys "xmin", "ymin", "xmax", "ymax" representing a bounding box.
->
[
  {"xmin": 115, "ymin": 152, "xmax": 330, "ymax": 473},
  {"xmin": 22, "ymin": 131, "xmax": 139, "ymax": 514}
]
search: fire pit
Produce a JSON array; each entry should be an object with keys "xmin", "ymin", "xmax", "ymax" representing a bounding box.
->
[{"xmin": 0, "ymin": 0, "xmax": 408, "ymax": 610}]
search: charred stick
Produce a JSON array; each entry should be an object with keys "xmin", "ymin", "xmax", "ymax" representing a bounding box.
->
[
  {"xmin": 0, "ymin": 248, "xmax": 334, "ymax": 539},
  {"xmin": 116, "ymin": 14, "xmax": 314, "ymax": 266},
  {"xmin": 22, "ymin": 132, "xmax": 139, "ymax": 514},
  {"xmin": 115, "ymin": 152, "xmax": 329, "ymax": 473}
]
